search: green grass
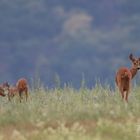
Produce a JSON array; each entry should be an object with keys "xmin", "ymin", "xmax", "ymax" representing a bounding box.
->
[{"xmin": 0, "ymin": 85, "xmax": 140, "ymax": 140}]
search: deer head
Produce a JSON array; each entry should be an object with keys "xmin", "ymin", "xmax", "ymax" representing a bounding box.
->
[
  {"xmin": 2, "ymin": 82, "xmax": 10, "ymax": 95},
  {"xmin": 129, "ymin": 54, "xmax": 140, "ymax": 70}
]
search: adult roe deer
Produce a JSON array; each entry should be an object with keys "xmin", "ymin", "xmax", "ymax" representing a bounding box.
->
[
  {"xmin": 16, "ymin": 78, "xmax": 29, "ymax": 102},
  {"xmin": 115, "ymin": 54, "xmax": 140, "ymax": 102}
]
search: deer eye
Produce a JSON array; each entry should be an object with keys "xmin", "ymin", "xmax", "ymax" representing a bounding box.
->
[{"xmin": 134, "ymin": 61, "xmax": 137, "ymax": 65}]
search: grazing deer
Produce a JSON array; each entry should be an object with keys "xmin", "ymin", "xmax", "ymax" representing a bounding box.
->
[
  {"xmin": 115, "ymin": 54, "xmax": 140, "ymax": 102},
  {"xmin": 16, "ymin": 78, "xmax": 29, "ymax": 102}
]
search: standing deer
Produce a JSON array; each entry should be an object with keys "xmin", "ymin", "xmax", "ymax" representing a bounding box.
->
[
  {"xmin": 16, "ymin": 78, "xmax": 29, "ymax": 102},
  {"xmin": 3, "ymin": 79, "xmax": 29, "ymax": 102},
  {"xmin": 115, "ymin": 54, "xmax": 140, "ymax": 102}
]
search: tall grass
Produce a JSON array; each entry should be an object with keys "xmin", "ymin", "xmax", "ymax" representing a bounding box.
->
[{"xmin": 0, "ymin": 84, "xmax": 140, "ymax": 140}]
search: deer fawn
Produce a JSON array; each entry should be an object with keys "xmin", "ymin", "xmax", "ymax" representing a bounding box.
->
[
  {"xmin": 16, "ymin": 78, "xmax": 29, "ymax": 102},
  {"xmin": 115, "ymin": 54, "xmax": 140, "ymax": 102}
]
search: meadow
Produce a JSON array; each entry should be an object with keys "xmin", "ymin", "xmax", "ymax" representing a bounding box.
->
[{"xmin": 0, "ymin": 83, "xmax": 140, "ymax": 140}]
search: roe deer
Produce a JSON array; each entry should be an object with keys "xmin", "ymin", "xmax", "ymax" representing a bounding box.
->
[
  {"xmin": 115, "ymin": 54, "xmax": 140, "ymax": 102},
  {"xmin": 16, "ymin": 78, "xmax": 29, "ymax": 102}
]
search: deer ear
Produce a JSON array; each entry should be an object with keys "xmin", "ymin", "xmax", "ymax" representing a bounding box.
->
[{"xmin": 129, "ymin": 53, "xmax": 135, "ymax": 61}]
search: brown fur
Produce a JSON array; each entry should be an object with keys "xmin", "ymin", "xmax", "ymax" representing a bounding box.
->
[
  {"xmin": 7, "ymin": 86, "xmax": 18, "ymax": 101},
  {"xmin": 16, "ymin": 78, "xmax": 29, "ymax": 102},
  {"xmin": 115, "ymin": 54, "xmax": 140, "ymax": 102},
  {"xmin": 0, "ymin": 87, "xmax": 5, "ymax": 97}
]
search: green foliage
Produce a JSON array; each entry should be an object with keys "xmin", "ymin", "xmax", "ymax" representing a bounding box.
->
[{"xmin": 0, "ymin": 84, "xmax": 140, "ymax": 140}]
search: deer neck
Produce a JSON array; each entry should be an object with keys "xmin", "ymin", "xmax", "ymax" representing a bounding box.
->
[{"xmin": 130, "ymin": 67, "xmax": 138, "ymax": 79}]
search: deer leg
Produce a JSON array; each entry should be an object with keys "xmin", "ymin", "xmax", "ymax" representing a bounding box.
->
[
  {"xmin": 19, "ymin": 90, "xmax": 22, "ymax": 103},
  {"xmin": 8, "ymin": 92, "xmax": 11, "ymax": 101},
  {"xmin": 125, "ymin": 83, "xmax": 130, "ymax": 102},
  {"xmin": 125, "ymin": 90, "xmax": 129, "ymax": 102},
  {"xmin": 117, "ymin": 81, "xmax": 124, "ymax": 100},
  {"xmin": 119, "ymin": 87, "xmax": 125, "ymax": 100},
  {"xmin": 25, "ymin": 88, "xmax": 28, "ymax": 102},
  {"xmin": 121, "ymin": 92, "xmax": 125, "ymax": 101}
]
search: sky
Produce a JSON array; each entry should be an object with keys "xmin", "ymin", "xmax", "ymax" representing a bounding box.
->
[{"xmin": 0, "ymin": 0, "xmax": 140, "ymax": 88}]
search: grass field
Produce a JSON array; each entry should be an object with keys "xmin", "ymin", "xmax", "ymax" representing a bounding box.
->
[{"xmin": 0, "ymin": 84, "xmax": 140, "ymax": 140}]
